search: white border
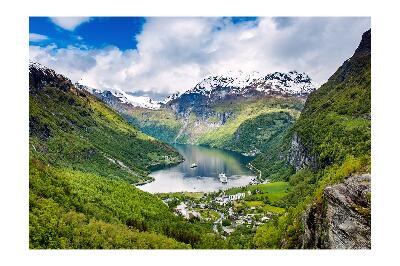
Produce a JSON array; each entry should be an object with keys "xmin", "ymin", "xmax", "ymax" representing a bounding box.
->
[{"xmin": 1, "ymin": 0, "xmax": 399, "ymax": 265}]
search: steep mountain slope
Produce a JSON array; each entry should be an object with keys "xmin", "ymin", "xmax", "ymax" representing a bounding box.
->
[
  {"xmin": 29, "ymin": 63, "xmax": 225, "ymax": 249},
  {"xmin": 253, "ymin": 29, "xmax": 371, "ymax": 249},
  {"xmin": 30, "ymin": 62, "xmax": 183, "ymax": 184},
  {"xmin": 290, "ymin": 29, "xmax": 371, "ymax": 170},
  {"xmin": 122, "ymin": 70, "xmax": 317, "ymax": 160}
]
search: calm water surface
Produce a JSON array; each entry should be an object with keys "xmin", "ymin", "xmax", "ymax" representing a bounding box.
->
[{"xmin": 138, "ymin": 144, "xmax": 256, "ymax": 193}]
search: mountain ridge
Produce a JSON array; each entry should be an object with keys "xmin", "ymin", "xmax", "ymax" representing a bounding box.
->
[{"xmin": 70, "ymin": 69, "xmax": 318, "ymax": 114}]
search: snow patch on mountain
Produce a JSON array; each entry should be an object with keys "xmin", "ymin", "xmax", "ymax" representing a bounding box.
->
[
  {"xmin": 181, "ymin": 70, "xmax": 318, "ymax": 99},
  {"xmin": 193, "ymin": 70, "xmax": 263, "ymax": 93},
  {"xmin": 77, "ymin": 84, "xmax": 161, "ymax": 110}
]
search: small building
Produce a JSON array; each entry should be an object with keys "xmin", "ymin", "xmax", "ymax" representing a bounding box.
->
[
  {"xmin": 260, "ymin": 216, "xmax": 270, "ymax": 222},
  {"xmin": 228, "ymin": 207, "xmax": 235, "ymax": 216},
  {"xmin": 228, "ymin": 193, "xmax": 245, "ymax": 201},
  {"xmin": 175, "ymin": 202, "xmax": 188, "ymax": 218},
  {"xmin": 222, "ymin": 227, "xmax": 235, "ymax": 235},
  {"xmin": 175, "ymin": 202, "xmax": 202, "ymax": 220}
]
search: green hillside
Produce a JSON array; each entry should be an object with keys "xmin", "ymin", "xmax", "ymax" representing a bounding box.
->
[
  {"xmin": 125, "ymin": 97, "xmax": 304, "ymax": 161},
  {"xmin": 30, "ymin": 82, "xmax": 184, "ymax": 184},
  {"xmin": 197, "ymin": 97, "xmax": 302, "ymax": 151},
  {"xmin": 253, "ymin": 29, "xmax": 371, "ymax": 248},
  {"xmin": 29, "ymin": 65, "xmax": 224, "ymax": 249},
  {"xmin": 122, "ymin": 108, "xmax": 183, "ymax": 144}
]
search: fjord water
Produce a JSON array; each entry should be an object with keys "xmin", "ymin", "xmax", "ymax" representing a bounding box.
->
[{"xmin": 138, "ymin": 144, "xmax": 256, "ymax": 193}]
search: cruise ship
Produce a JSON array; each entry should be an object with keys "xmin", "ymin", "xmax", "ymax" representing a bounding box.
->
[{"xmin": 219, "ymin": 173, "xmax": 228, "ymax": 183}]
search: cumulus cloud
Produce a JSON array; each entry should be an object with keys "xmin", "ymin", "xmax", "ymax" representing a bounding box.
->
[
  {"xmin": 29, "ymin": 44, "xmax": 97, "ymax": 82},
  {"xmin": 29, "ymin": 33, "xmax": 48, "ymax": 42},
  {"xmin": 30, "ymin": 17, "xmax": 371, "ymax": 97},
  {"xmin": 50, "ymin": 17, "xmax": 92, "ymax": 31}
]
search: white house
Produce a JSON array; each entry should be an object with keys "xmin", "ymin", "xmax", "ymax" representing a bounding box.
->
[
  {"xmin": 228, "ymin": 193, "xmax": 245, "ymax": 201},
  {"xmin": 175, "ymin": 202, "xmax": 201, "ymax": 220}
]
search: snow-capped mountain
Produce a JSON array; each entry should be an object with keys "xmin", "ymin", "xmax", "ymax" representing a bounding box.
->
[
  {"xmin": 76, "ymin": 84, "xmax": 161, "ymax": 110},
  {"xmin": 30, "ymin": 61, "xmax": 317, "ymax": 114},
  {"xmin": 182, "ymin": 70, "xmax": 318, "ymax": 99},
  {"xmin": 190, "ymin": 70, "xmax": 263, "ymax": 94},
  {"xmin": 29, "ymin": 61, "xmax": 161, "ymax": 110},
  {"xmin": 164, "ymin": 70, "xmax": 318, "ymax": 115}
]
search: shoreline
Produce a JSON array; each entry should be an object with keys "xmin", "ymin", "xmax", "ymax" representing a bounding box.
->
[
  {"xmin": 137, "ymin": 157, "xmax": 186, "ymax": 187},
  {"xmin": 135, "ymin": 176, "xmax": 155, "ymax": 186},
  {"xmin": 137, "ymin": 144, "xmax": 259, "ymax": 192}
]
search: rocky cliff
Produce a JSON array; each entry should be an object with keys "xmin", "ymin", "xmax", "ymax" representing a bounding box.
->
[
  {"xmin": 288, "ymin": 29, "xmax": 371, "ymax": 172},
  {"xmin": 288, "ymin": 29, "xmax": 371, "ymax": 249},
  {"xmin": 288, "ymin": 132, "xmax": 318, "ymax": 171},
  {"xmin": 302, "ymin": 174, "xmax": 371, "ymax": 249}
]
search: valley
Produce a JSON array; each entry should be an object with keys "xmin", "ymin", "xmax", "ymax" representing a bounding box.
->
[
  {"xmin": 138, "ymin": 144, "xmax": 256, "ymax": 193},
  {"xmin": 29, "ymin": 28, "xmax": 371, "ymax": 249}
]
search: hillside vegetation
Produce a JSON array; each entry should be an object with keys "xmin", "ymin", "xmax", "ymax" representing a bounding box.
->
[
  {"xmin": 29, "ymin": 64, "xmax": 225, "ymax": 249},
  {"xmin": 197, "ymin": 97, "xmax": 302, "ymax": 151},
  {"xmin": 125, "ymin": 97, "xmax": 304, "ymax": 162},
  {"xmin": 30, "ymin": 80, "xmax": 183, "ymax": 184},
  {"xmin": 122, "ymin": 108, "xmax": 183, "ymax": 144},
  {"xmin": 253, "ymin": 30, "xmax": 371, "ymax": 248}
]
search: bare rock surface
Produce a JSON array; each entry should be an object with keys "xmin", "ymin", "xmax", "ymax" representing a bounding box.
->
[{"xmin": 302, "ymin": 174, "xmax": 371, "ymax": 249}]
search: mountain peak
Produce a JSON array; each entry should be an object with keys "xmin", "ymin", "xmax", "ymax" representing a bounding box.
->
[
  {"xmin": 354, "ymin": 29, "xmax": 371, "ymax": 58},
  {"xmin": 29, "ymin": 61, "xmax": 74, "ymax": 92},
  {"xmin": 76, "ymin": 83, "xmax": 162, "ymax": 110},
  {"xmin": 183, "ymin": 70, "xmax": 317, "ymax": 100}
]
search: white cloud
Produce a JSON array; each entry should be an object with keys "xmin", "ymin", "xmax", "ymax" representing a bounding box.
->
[
  {"xmin": 29, "ymin": 45, "xmax": 96, "ymax": 82},
  {"xmin": 50, "ymin": 17, "xmax": 92, "ymax": 31},
  {"xmin": 29, "ymin": 33, "xmax": 48, "ymax": 42},
  {"xmin": 30, "ymin": 17, "xmax": 371, "ymax": 97}
]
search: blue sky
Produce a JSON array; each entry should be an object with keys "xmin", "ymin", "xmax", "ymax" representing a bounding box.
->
[
  {"xmin": 30, "ymin": 17, "xmax": 145, "ymax": 50},
  {"xmin": 29, "ymin": 17, "xmax": 370, "ymax": 98},
  {"xmin": 29, "ymin": 17, "xmax": 258, "ymax": 51}
]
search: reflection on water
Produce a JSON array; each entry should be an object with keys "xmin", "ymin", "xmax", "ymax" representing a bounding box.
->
[{"xmin": 138, "ymin": 144, "xmax": 255, "ymax": 193}]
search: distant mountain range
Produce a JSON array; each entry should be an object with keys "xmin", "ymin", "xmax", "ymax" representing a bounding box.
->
[
  {"xmin": 189, "ymin": 70, "xmax": 317, "ymax": 97},
  {"xmin": 167, "ymin": 70, "xmax": 318, "ymax": 117},
  {"xmin": 72, "ymin": 69, "xmax": 318, "ymax": 112}
]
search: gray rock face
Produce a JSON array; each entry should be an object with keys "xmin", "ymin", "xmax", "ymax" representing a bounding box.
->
[
  {"xmin": 302, "ymin": 174, "xmax": 371, "ymax": 249},
  {"xmin": 288, "ymin": 133, "xmax": 317, "ymax": 171}
]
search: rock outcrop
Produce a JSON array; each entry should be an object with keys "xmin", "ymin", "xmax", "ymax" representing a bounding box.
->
[
  {"xmin": 29, "ymin": 61, "xmax": 74, "ymax": 92},
  {"xmin": 288, "ymin": 132, "xmax": 317, "ymax": 171},
  {"xmin": 302, "ymin": 174, "xmax": 371, "ymax": 249}
]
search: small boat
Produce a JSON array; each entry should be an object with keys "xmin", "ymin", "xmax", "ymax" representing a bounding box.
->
[
  {"xmin": 190, "ymin": 163, "xmax": 198, "ymax": 168},
  {"xmin": 219, "ymin": 173, "xmax": 228, "ymax": 183}
]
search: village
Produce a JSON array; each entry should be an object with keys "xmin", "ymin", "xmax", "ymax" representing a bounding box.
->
[{"xmin": 160, "ymin": 183, "xmax": 287, "ymax": 237}]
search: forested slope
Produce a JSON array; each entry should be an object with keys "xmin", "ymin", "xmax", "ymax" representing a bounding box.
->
[
  {"xmin": 253, "ymin": 29, "xmax": 371, "ymax": 249},
  {"xmin": 29, "ymin": 63, "xmax": 223, "ymax": 249}
]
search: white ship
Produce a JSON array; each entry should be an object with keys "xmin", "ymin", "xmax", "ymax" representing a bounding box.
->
[
  {"xmin": 219, "ymin": 173, "xmax": 228, "ymax": 183},
  {"xmin": 190, "ymin": 163, "xmax": 197, "ymax": 168}
]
